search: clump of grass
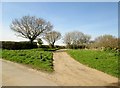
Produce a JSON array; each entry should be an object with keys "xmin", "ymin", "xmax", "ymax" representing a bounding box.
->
[
  {"xmin": 67, "ymin": 49, "xmax": 118, "ymax": 77},
  {"xmin": 2, "ymin": 49, "xmax": 54, "ymax": 72}
]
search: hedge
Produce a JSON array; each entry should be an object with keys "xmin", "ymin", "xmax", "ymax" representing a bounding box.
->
[
  {"xmin": 1, "ymin": 41, "xmax": 38, "ymax": 50},
  {"xmin": 66, "ymin": 44, "xmax": 86, "ymax": 49}
]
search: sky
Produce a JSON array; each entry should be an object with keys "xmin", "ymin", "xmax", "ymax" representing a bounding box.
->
[
  {"xmin": 1, "ymin": 0, "xmax": 119, "ymax": 2},
  {"xmin": 1, "ymin": 2, "xmax": 118, "ymax": 45}
]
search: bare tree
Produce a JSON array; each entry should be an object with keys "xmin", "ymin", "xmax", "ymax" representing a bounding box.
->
[
  {"xmin": 94, "ymin": 34, "xmax": 118, "ymax": 49},
  {"xmin": 63, "ymin": 32, "xmax": 73, "ymax": 48},
  {"xmin": 43, "ymin": 31, "xmax": 61, "ymax": 48},
  {"xmin": 10, "ymin": 16, "xmax": 53, "ymax": 45},
  {"xmin": 71, "ymin": 31, "xmax": 84, "ymax": 45},
  {"xmin": 63, "ymin": 31, "xmax": 91, "ymax": 48}
]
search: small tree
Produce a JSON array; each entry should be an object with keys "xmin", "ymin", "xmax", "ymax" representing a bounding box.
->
[
  {"xmin": 10, "ymin": 15, "xmax": 53, "ymax": 46},
  {"xmin": 43, "ymin": 31, "xmax": 61, "ymax": 48},
  {"xmin": 37, "ymin": 38, "xmax": 43, "ymax": 47},
  {"xmin": 63, "ymin": 32, "xmax": 73, "ymax": 48}
]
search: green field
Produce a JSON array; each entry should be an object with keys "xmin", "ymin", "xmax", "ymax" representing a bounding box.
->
[
  {"xmin": 67, "ymin": 49, "xmax": 118, "ymax": 77},
  {"xmin": 2, "ymin": 49, "xmax": 54, "ymax": 72}
]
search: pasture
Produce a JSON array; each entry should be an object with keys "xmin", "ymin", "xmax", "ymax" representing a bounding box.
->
[{"xmin": 67, "ymin": 49, "xmax": 118, "ymax": 77}]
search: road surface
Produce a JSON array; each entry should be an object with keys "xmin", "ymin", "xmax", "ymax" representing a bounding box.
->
[{"xmin": 1, "ymin": 59, "xmax": 57, "ymax": 86}]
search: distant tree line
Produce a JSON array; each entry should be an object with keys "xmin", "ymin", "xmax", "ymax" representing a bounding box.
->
[
  {"xmin": 9, "ymin": 15, "xmax": 119, "ymax": 50},
  {"xmin": 87, "ymin": 35, "xmax": 119, "ymax": 50}
]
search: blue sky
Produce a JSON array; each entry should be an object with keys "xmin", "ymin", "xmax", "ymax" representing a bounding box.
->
[{"xmin": 1, "ymin": 2, "xmax": 118, "ymax": 45}]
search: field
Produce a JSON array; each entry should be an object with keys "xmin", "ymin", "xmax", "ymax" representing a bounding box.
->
[
  {"xmin": 2, "ymin": 49, "xmax": 54, "ymax": 72},
  {"xmin": 67, "ymin": 49, "xmax": 118, "ymax": 77}
]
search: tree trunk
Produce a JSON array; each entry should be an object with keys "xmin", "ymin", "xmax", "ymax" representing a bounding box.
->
[
  {"xmin": 51, "ymin": 44, "xmax": 54, "ymax": 48},
  {"xmin": 52, "ymin": 42, "xmax": 55, "ymax": 48},
  {"xmin": 30, "ymin": 39, "xmax": 34, "ymax": 48},
  {"xmin": 50, "ymin": 43, "xmax": 54, "ymax": 48}
]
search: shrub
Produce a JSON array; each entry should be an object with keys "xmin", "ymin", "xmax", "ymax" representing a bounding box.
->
[
  {"xmin": 55, "ymin": 45, "xmax": 66, "ymax": 49},
  {"xmin": 103, "ymin": 47, "xmax": 112, "ymax": 52},
  {"xmin": 40, "ymin": 45, "xmax": 50, "ymax": 48},
  {"xmin": 67, "ymin": 44, "xmax": 86, "ymax": 49},
  {"xmin": 103, "ymin": 47, "xmax": 119, "ymax": 54}
]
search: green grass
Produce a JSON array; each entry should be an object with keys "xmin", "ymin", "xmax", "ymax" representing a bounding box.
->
[
  {"xmin": 0, "ymin": 49, "xmax": 2, "ymax": 58},
  {"xmin": 2, "ymin": 48, "xmax": 54, "ymax": 72},
  {"xmin": 67, "ymin": 49, "xmax": 118, "ymax": 77}
]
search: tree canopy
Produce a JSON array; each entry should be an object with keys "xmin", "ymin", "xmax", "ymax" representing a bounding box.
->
[
  {"xmin": 43, "ymin": 31, "xmax": 61, "ymax": 48},
  {"xmin": 10, "ymin": 15, "xmax": 53, "ymax": 44},
  {"xmin": 63, "ymin": 31, "xmax": 91, "ymax": 48}
]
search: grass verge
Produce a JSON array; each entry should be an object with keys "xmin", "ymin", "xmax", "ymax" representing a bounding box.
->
[
  {"xmin": 67, "ymin": 49, "xmax": 118, "ymax": 77},
  {"xmin": 2, "ymin": 49, "xmax": 54, "ymax": 72}
]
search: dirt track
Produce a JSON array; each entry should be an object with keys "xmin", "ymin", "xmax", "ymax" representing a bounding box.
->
[
  {"xmin": 1, "ymin": 50, "xmax": 118, "ymax": 86},
  {"xmin": 49, "ymin": 51, "xmax": 118, "ymax": 86}
]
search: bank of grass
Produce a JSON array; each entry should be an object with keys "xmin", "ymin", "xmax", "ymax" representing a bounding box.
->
[
  {"xmin": 67, "ymin": 49, "xmax": 118, "ymax": 77},
  {"xmin": 2, "ymin": 48, "xmax": 54, "ymax": 72}
]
